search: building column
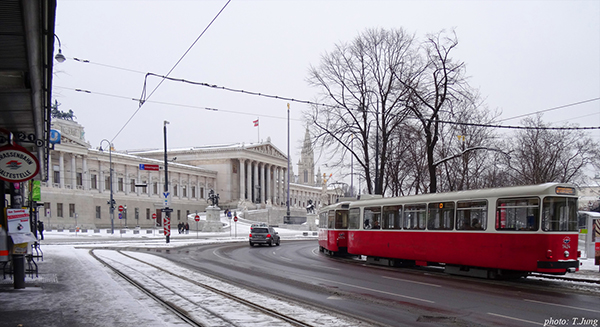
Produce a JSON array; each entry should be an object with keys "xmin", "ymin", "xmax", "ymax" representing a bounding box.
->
[
  {"xmin": 59, "ymin": 152, "xmax": 65, "ymax": 188},
  {"xmin": 253, "ymin": 161, "xmax": 258, "ymax": 203},
  {"xmin": 239, "ymin": 159, "xmax": 245, "ymax": 201},
  {"xmin": 70, "ymin": 155, "xmax": 76, "ymax": 189},
  {"xmin": 266, "ymin": 164, "xmax": 271, "ymax": 205},
  {"xmin": 82, "ymin": 157, "xmax": 88, "ymax": 191},
  {"xmin": 99, "ymin": 160, "xmax": 104, "ymax": 193},
  {"xmin": 260, "ymin": 163, "xmax": 266, "ymax": 204},
  {"xmin": 137, "ymin": 169, "xmax": 141, "ymax": 196}
]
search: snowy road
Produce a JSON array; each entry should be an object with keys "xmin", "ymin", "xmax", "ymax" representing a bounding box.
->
[{"xmin": 93, "ymin": 249, "xmax": 371, "ymax": 327}]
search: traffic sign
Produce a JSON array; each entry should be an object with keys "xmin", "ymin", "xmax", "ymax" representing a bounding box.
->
[
  {"xmin": 234, "ymin": 216, "xmax": 238, "ymax": 222},
  {"xmin": 195, "ymin": 215, "xmax": 200, "ymax": 222},
  {"xmin": 118, "ymin": 205, "xmax": 124, "ymax": 212},
  {"xmin": 161, "ymin": 208, "xmax": 173, "ymax": 213},
  {"xmin": 152, "ymin": 213, "xmax": 157, "ymax": 219},
  {"xmin": 139, "ymin": 164, "xmax": 160, "ymax": 171},
  {"xmin": 118, "ymin": 213, "xmax": 122, "ymax": 219}
]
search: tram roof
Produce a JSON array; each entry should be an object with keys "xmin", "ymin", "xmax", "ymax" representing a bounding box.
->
[{"xmin": 325, "ymin": 183, "xmax": 577, "ymax": 210}]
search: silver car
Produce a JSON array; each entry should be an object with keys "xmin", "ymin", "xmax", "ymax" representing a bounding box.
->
[{"xmin": 249, "ymin": 225, "xmax": 280, "ymax": 247}]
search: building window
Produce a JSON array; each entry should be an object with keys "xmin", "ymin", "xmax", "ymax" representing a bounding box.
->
[
  {"xmin": 146, "ymin": 208, "xmax": 150, "ymax": 220},
  {"xmin": 105, "ymin": 176, "xmax": 111, "ymax": 191},
  {"xmin": 53, "ymin": 170, "xmax": 60, "ymax": 184},
  {"xmin": 76, "ymin": 173, "xmax": 83, "ymax": 187},
  {"xmin": 304, "ymin": 170, "xmax": 308, "ymax": 183},
  {"xmin": 183, "ymin": 185, "xmax": 187, "ymax": 197},
  {"xmin": 91, "ymin": 174, "xmax": 97, "ymax": 189},
  {"xmin": 118, "ymin": 178, "xmax": 124, "ymax": 192},
  {"xmin": 142, "ymin": 181, "xmax": 147, "ymax": 194},
  {"xmin": 57, "ymin": 203, "xmax": 63, "ymax": 217},
  {"xmin": 131, "ymin": 179, "xmax": 136, "ymax": 192},
  {"xmin": 69, "ymin": 204, "xmax": 76, "ymax": 218},
  {"xmin": 96, "ymin": 206, "xmax": 101, "ymax": 219},
  {"xmin": 174, "ymin": 184, "xmax": 178, "ymax": 196},
  {"xmin": 177, "ymin": 210, "xmax": 181, "ymax": 221},
  {"xmin": 192, "ymin": 186, "xmax": 196, "ymax": 198},
  {"xmin": 200, "ymin": 187, "xmax": 204, "ymax": 199},
  {"xmin": 135, "ymin": 208, "xmax": 139, "ymax": 222},
  {"xmin": 153, "ymin": 182, "xmax": 158, "ymax": 195}
]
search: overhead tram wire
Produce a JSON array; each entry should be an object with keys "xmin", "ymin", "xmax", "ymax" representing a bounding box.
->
[
  {"xmin": 498, "ymin": 97, "xmax": 600, "ymax": 122},
  {"xmin": 56, "ymin": 82, "xmax": 600, "ymax": 132},
  {"xmin": 53, "ymin": 85, "xmax": 304, "ymax": 122},
  {"xmin": 110, "ymin": 0, "xmax": 232, "ymax": 144}
]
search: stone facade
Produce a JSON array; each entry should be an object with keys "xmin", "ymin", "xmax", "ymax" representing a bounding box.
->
[{"xmin": 40, "ymin": 119, "xmax": 339, "ymax": 230}]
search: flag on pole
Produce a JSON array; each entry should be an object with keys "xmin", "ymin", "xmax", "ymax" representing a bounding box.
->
[{"xmin": 253, "ymin": 119, "xmax": 259, "ymax": 127}]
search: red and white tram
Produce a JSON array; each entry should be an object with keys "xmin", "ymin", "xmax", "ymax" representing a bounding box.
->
[{"xmin": 318, "ymin": 183, "xmax": 580, "ymax": 278}]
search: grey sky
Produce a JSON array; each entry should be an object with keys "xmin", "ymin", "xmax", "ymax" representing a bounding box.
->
[{"xmin": 52, "ymin": 0, "xmax": 600, "ymax": 178}]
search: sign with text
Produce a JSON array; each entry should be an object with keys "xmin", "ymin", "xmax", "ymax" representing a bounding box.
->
[
  {"xmin": 7, "ymin": 208, "xmax": 31, "ymax": 233},
  {"xmin": 139, "ymin": 164, "xmax": 160, "ymax": 171},
  {"xmin": 0, "ymin": 143, "xmax": 40, "ymax": 182},
  {"xmin": 595, "ymin": 243, "xmax": 599, "ymax": 266}
]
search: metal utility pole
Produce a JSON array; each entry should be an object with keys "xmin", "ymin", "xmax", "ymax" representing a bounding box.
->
[
  {"xmin": 100, "ymin": 139, "xmax": 114, "ymax": 234},
  {"xmin": 163, "ymin": 121, "xmax": 171, "ymax": 243},
  {"xmin": 286, "ymin": 103, "xmax": 291, "ymax": 222}
]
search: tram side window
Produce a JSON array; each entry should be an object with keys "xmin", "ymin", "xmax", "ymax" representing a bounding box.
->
[
  {"xmin": 327, "ymin": 210, "xmax": 335, "ymax": 229},
  {"xmin": 496, "ymin": 198, "xmax": 539, "ymax": 231},
  {"xmin": 348, "ymin": 208, "xmax": 361, "ymax": 229},
  {"xmin": 364, "ymin": 207, "xmax": 381, "ymax": 229},
  {"xmin": 335, "ymin": 210, "xmax": 349, "ymax": 229},
  {"xmin": 382, "ymin": 205, "xmax": 402, "ymax": 230},
  {"xmin": 456, "ymin": 200, "xmax": 487, "ymax": 230},
  {"xmin": 427, "ymin": 202, "xmax": 455, "ymax": 230},
  {"xmin": 404, "ymin": 204, "xmax": 427, "ymax": 230},
  {"xmin": 542, "ymin": 197, "xmax": 578, "ymax": 231}
]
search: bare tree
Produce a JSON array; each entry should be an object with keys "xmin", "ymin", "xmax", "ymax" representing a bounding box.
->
[
  {"xmin": 306, "ymin": 28, "xmax": 417, "ymax": 194},
  {"xmin": 397, "ymin": 30, "xmax": 474, "ymax": 193},
  {"xmin": 505, "ymin": 115, "xmax": 600, "ymax": 185}
]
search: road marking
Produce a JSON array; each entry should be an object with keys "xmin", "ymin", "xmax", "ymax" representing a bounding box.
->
[
  {"xmin": 312, "ymin": 265, "xmax": 341, "ymax": 271},
  {"xmin": 279, "ymin": 256, "xmax": 293, "ymax": 262},
  {"xmin": 524, "ymin": 299, "xmax": 600, "ymax": 313},
  {"xmin": 487, "ymin": 312, "xmax": 542, "ymax": 325},
  {"xmin": 382, "ymin": 276, "xmax": 441, "ymax": 288},
  {"xmin": 311, "ymin": 276, "xmax": 434, "ymax": 303}
]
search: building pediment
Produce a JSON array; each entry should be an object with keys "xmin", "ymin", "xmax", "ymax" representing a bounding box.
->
[{"xmin": 246, "ymin": 143, "xmax": 287, "ymax": 161}]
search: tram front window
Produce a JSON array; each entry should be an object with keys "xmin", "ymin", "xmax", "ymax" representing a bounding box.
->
[{"xmin": 542, "ymin": 197, "xmax": 578, "ymax": 231}]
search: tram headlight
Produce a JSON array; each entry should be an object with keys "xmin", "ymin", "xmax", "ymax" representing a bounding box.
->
[{"xmin": 564, "ymin": 251, "xmax": 569, "ymax": 258}]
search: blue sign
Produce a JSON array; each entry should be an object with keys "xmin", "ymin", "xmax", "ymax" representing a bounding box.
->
[
  {"xmin": 118, "ymin": 213, "xmax": 122, "ymax": 219},
  {"xmin": 49, "ymin": 130, "xmax": 61, "ymax": 145},
  {"xmin": 227, "ymin": 211, "xmax": 232, "ymax": 218}
]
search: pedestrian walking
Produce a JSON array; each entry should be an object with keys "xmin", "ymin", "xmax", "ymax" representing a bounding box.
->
[
  {"xmin": 38, "ymin": 220, "xmax": 45, "ymax": 240},
  {"xmin": 185, "ymin": 222, "xmax": 189, "ymax": 234}
]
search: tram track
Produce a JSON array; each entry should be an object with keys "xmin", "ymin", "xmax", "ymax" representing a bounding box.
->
[{"xmin": 89, "ymin": 248, "xmax": 358, "ymax": 327}]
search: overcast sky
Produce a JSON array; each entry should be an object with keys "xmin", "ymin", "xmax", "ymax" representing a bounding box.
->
[{"xmin": 52, "ymin": 0, "xmax": 600, "ymax": 179}]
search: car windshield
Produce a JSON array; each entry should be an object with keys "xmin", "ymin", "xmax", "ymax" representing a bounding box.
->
[{"xmin": 252, "ymin": 228, "xmax": 269, "ymax": 233}]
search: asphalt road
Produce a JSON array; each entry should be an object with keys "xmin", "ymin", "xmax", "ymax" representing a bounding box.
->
[{"xmin": 153, "ymin": 240, "xmax": 600, "ymax": 327}]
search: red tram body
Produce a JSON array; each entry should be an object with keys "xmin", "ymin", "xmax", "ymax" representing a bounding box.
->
[{"xmin": 318, "ymin": 184, "xmax": 580, "ymax": 278}]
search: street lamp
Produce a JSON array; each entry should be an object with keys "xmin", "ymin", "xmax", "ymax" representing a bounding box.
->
[
  {"xmin": 54, "ymin": 35, "xmax": 66, "ymax": 63},
  {"xmin": 99, "ymin": 139, "xmax": 114, "ymax": 234}
]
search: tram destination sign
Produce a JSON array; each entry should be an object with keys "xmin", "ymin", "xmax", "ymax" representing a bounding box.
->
[{"xmin": 0, "ymin": 144, "xmax": 40, "ymax": 183}]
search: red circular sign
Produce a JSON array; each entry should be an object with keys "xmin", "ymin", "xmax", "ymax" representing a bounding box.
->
[
  {"xmin": 118, "ymin": 205, "xmax": 124, "ymax": 212},
  {"xmin": 234, "ymin": 217, "xmax": 238, "ymax": 222},
  {"xmin": 0, "ymin": 143, "xmax": 40, "ymax": 183},
  {"xmin": 152, "ymin": 213, "xmax": 157, "ymax": 219},
  {"xmin": 195, "ymin": 215, "xmax": 200, "ymax": 222}
]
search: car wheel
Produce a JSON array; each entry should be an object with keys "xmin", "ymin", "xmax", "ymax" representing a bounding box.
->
[
  {"xmin": 268, "ymin": 240, "xmax": 272, "ymax": 247},
  {"xmin": 276, "ymin": 238, "xmax": 280, "ymax": 246},
  {"xmin": 249, "ymin": 242, "xmax": 254, "ymax": 247}
]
